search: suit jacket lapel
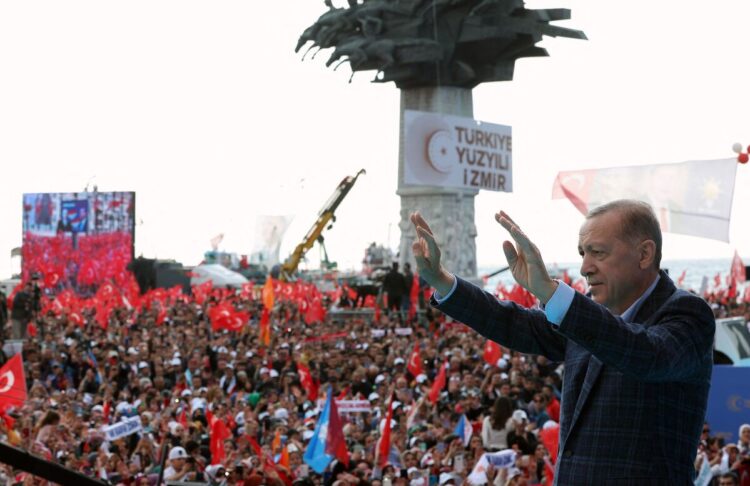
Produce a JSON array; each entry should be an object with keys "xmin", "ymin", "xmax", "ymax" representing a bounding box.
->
[
  {"xmin": 562, "ymin": 354, "xmax": 603, "ymax": 449},
  {"xmin": 633, "ymin": 270, "xmax": 675, "ymax": 325}
]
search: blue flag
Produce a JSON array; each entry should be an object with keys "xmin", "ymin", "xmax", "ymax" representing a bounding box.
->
[
  {"xmin": 453, "ymin": 414, "xmax": 472, "ymax": 447},
  {"xmin": 304, "ymin": 389, "xmax": 334, "ymax": 473}
]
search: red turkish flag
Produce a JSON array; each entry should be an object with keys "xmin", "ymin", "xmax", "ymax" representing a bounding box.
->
[
  {"xmin": 377, "ymin": 393, "xmax": 395, "ymax": 468},
  {"xmin": 297, "ymin": 362, "xmax": 318, "ymax": 400},
  {"xmin": 259, "ymin": 308, "xmax": 271, "ymax": 346},
  {"xmin": 209, "ymin": 303, "xmax": 234, "ymax": 331},
  {"xmin": 156, "ymin": 307, "xmax": 167, "ymax": 326},
  {"xmin": 540, "ymin": 423, "xmax": 560, "ymax": 464},
  {"xmin": 483, "ymin": 341, "xmax": 503, "ymax": 366},
  {"xmin": 326, "ymin": 391, "xmax": 350, "ymax": 467},
  {"xmin": 0, "ymin": 354, "xmax": 27, "ymax": 413},
  {"xmin": 407, "ymin": 344, "xmax": 422, "ymax": 377},
  {"xmin": 102, "ymin": 400, "xmax": 111, "ymax": 424},
  {"xmin": 428, "ymin": 361, "xmax": 447, "ymax": 404},
  {"xmin": 676, "ymin": 270, "xmax": 687, "ymax": 287},
  {"xmin": 730, "ymin": 250, "xmax": 746, "ymax": 284},
  {"xmin": 409, "ymin": 274, "xmax": 419, "ymax": 320},
  {"xmin": 68, "ymin": 311, "xmax": 84, "ymax": 327},
  {"xmin": 241, "ymin": 282, "xmax": 254, "ymax": 299},
  {"xmin": 571, "ymin": 279, "xmax": 587, "ymax": 294},
  {"xmin": 227, "ymin": 311, "xmax": 249, "ymax": 332},
  {"xmin": 209, "ymin": 417, "xmax": 231, "ymax": 464}
]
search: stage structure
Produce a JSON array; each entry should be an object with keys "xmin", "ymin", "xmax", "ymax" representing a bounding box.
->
[{"xmin": 297, "ymin": 0, "xmax": 585, "ymax": 278}]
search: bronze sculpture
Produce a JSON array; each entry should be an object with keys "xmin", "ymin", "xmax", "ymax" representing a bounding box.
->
[{"xmin": 297, "ymin": 0, "xmax": 586, "ymax": 88}]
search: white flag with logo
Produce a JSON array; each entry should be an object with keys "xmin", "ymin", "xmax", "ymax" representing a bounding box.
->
[
  {"xmin": 552, "ymin": 158, "xmax": 737, "ymax": 242},
  {"xmin": 467, "ymin": 450, "xmax": 517, "ymax": 485}
]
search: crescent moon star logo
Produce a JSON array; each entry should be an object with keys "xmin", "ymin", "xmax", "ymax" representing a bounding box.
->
[
  {"xmin": 727, "ymin": 395, "xmax": 743, "ymax": 412},
  {"xmin": 0, "ymin": 370, "xmax": 14, "ymax": 394},
  {"xmin": 562, "ymin": 174, "xmax": 585, "ymax": 190}
]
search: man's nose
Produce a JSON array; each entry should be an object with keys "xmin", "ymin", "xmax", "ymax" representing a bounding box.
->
[{"xmin": 580, "ymin": 255, "xmax": 595, "ymax": 277}]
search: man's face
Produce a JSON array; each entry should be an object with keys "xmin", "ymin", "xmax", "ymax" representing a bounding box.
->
[
  {"xmin": 578, "ymin": 211, "xmax": 651, "ymax": 314},
  {"xmin": 719, "ymin": 477, "xmax": 738, "ymax": 486}
]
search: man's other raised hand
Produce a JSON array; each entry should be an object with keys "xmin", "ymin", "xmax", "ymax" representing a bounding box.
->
[
  {"xmin": 495, "ymin": 211, "xmax": 557, "ymax": 304},
  {"xmin": 410, "ymin": 212, "xmax": 455, "ymax": 296}
]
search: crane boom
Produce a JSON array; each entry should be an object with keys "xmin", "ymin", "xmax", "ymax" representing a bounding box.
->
[{"xmin": 280, "ymin": 169, "xmax": 366, "ymax": 281}]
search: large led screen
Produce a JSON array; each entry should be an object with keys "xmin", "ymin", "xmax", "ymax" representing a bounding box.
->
[{"xmin": 22, "ymin": 192, "xmax": 135, "ymax": 292}]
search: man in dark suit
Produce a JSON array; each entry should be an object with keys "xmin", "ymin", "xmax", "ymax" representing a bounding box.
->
[
  {"xmin": 410, "ymin": 200, "xmax": 714, "ymax": 485},
  {"xmin": 382, "ymin": 262, "xmax": 407, "ymax": 317}
]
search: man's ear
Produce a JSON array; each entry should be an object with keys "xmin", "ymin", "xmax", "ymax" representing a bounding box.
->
[{"xmin": 638, "ymin": 240, "xmax": 656, "ymax": 269}]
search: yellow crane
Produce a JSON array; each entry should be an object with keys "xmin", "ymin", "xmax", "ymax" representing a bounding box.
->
[{"xmin": 279, "ymin": 169, "xmax": 366, "ymax": 281}]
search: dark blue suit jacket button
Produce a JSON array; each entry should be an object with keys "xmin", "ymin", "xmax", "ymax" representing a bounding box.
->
[{"xmin": 563, "ymin": 450, "xmax": 573, "ymax": 457}]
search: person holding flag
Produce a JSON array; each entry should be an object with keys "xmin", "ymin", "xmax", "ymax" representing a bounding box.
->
[{"xmin": 411, "ymin": 199, "xmax": 715, "ymax": 484}]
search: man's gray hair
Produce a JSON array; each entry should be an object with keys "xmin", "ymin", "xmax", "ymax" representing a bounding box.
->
[{"xmin": 586, "ymin": 199, "xmax": 662, "ymax": 269}]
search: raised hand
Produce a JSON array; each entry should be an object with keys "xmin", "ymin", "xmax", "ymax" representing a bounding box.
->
[
  {"xmin": 410, "ymin": 211, "xmax": 454, "ymax": 296},
  {"xmin": 495, "ymin": 211, "xmax": 557, "ymax": 303}
]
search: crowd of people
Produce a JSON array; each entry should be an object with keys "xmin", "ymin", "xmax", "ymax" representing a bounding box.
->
[{"xmin": 0, "ymin": 264, "xmax": 748, "ymax": 486}]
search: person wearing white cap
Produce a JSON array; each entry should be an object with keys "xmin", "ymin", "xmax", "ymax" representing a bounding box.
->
[
  {"xmin": 205, "ymin": 464, "xmax": 227, "ymax": 484},
  {"xmin": 507, "ymin": 409, "xmax": 537, "ymax": 455},
  {"xmin": 438, "ymin": 472, "xmax": 456, "ymax": 486},
  {"xmin": 738, "ymin": 423, "xmax": 750, "ymax": 456},
  {"xmin": 164, "ymin": 446, "xmax": 190, "ymax": 481}
]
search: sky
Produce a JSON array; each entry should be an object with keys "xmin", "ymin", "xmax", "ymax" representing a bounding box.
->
[{"xmin": 2, "ymin": 0, "xmax": 750, "ymax": 280}]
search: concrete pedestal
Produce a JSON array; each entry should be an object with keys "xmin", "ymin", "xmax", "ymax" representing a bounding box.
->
[{"xmin": 397, "ymin": 86, "xmax": 478, "ymax": 280}]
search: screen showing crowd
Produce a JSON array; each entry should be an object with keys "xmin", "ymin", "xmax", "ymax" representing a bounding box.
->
[{"xmin": 21, "ymin": 191, "xmax": 135, "ymax": 292}]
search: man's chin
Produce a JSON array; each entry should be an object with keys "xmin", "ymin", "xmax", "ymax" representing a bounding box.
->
[{"xmin": 590, "ymin": 291, "xmax": 606, "ymax": 305}]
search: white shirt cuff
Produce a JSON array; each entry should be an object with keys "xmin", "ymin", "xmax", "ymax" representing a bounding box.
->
[
  {"xmin": 433, "ymin": 274, "xmax": 458, "ymax": 304},
  {"xmin": 544, "ymin": 281, "xmax": 575, "ymax": 327}
]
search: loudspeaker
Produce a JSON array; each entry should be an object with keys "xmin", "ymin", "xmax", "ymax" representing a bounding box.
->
[
  {"xmin": 155, "ymin": 261, "xmax": 191, "ymax": 294},
  {"xmin": 128, "ymin": 257, "xmax": 156, "ymax": 294}
]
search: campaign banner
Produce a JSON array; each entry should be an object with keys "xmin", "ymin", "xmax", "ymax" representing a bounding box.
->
[
  {"xmin": 705, "ymin": 365, "xmax": 750, "ymax": 443},
  {"xmin": 552, "ymin": 158, "xmax": 737, "ymax": 242},
  {"xmin": 371, "ymin": 329, "xmax": 386, "ymax": 338},
  {"xmin": 394, "ymin": 328, "xmax": 413, "ymax": 336},
  {"xmin": 403, "ymin": 110, "xmax": 512, "ymax": 192},
  {"xmin": 335, "ymin": 400, "xmax": 372, "ymax": 413},
  {"xmin": 303, "ymin": 332, "xmax": 348, "ymax": 343},
  {"xmin": 103, "ymin": 416, "xmax": 142, "ymax": 442}
]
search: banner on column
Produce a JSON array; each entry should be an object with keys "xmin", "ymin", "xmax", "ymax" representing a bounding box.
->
[{"xmin": 403, "ymin": 110, "xmax": 512, "ymax": 192}]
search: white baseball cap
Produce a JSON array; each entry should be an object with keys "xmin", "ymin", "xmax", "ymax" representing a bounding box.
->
[
  {"xmin": 168, "ymin": 446, "xmax": 188, "ymax": 460},
  {"xmin": 512, "ymin": 410, "xmax": 528, "ymax": 422}
]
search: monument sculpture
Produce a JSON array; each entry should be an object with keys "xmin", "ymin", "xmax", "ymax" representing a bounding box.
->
[{"xmin": 297, "ymin": 0, "xmax": 585, "ymax": 279}]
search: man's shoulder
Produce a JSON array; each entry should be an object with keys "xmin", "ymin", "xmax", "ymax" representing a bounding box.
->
[{"xmin": 664, "ymin": 287, "xmax": 712, "ymax": 310}]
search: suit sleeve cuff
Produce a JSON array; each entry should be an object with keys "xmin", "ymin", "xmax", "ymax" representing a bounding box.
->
[
  {"xmin": 433, "ymin": 274, "xmax": 458, "ymax": 304},
  {"xmin": 544, "ymin": 281, "xmax": 575, "ymax": 327}
]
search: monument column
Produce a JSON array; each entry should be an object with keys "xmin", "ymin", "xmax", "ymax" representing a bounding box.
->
[
  {"xmin": 397, "ymin": 86, "xmax": 478, "ymax": 280},
  {"xmin": 296, "ymin": 0, "xmax": 584, "ymax": 282}
]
